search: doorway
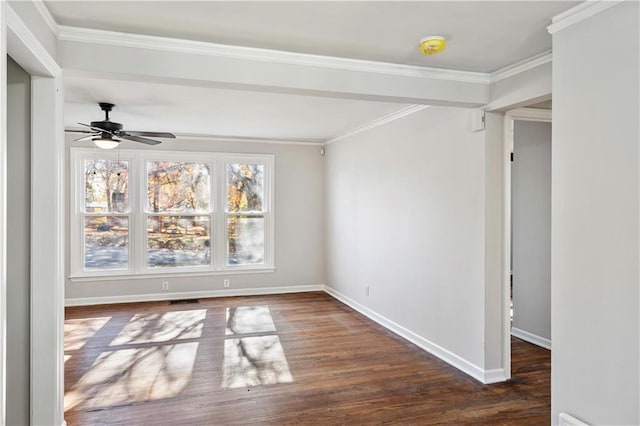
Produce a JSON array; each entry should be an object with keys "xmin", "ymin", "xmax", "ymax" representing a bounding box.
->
[{"xmin": 510, "ymin": 114, "xmax": 552, "ymax": 350}]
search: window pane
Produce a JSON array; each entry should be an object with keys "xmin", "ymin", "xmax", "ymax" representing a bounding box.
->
[
  {"xmin": 147, "ymin": 162, "xmax": 210, "ymax": 213},
  {"xmin": 227, "ymin": 164, "xmax": 264, "ymax": 213},
  {"xmin": 84, "ymin": 159, "xmax": 129, "ymax": 213},
  {"xmin": 147, "ymin": 216, "xmax": 211, "ymax": 268},
  {"xmin": 227, "ymin": 216, "xmax": 264, "ymax": 265},
  {"xmin": 84, "ymin": 216, "xmax": 128, "ymax": 270}
]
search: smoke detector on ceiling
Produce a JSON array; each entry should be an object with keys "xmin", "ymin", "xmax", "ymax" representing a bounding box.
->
[{"xmin": 419, "ymin": 36, "xmax": 446, "ymax": 55}]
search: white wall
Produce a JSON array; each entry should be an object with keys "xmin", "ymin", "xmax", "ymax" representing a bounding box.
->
[
  {"xmin": 325, "ymin": 106, "xmax": 503, "ymax": 379},
  {"xmin": 512, "ymin": 120, "xmax": 551, "ymax": 344},
  {"xmin": 551, "ymin": 2, "xmax": 639, "ymax": 424},
  {"xmin": 6, "ymin": 55, "xmax": 30, "ymax": 426},
  {"xmin": 65, "ymin": 138, "xmax": 325, "ymax": 304}
]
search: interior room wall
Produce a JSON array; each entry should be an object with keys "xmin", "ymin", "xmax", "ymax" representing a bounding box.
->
[
  {"xmin": 511, "ymin": 120, "xmax": 551, "ymax": 345},
  {"xmin": 6, "ymin": 55, "xmax": 31, "ymax": 426},
  {"xmin": 551, "ymin": 2, "xmax": 640, "ymax": 424},
  {"xmin": 325, "ymin": 106, "xmax": 494, "ymax": 376},
  {"xmin": 65, "ymin": 138, "xmax": 325, "ymax": 304}
]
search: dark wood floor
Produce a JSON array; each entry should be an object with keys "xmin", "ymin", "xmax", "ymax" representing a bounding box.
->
[{"xmin": 64, "ymin": 292, "xmax": 550, "ymax": 425}]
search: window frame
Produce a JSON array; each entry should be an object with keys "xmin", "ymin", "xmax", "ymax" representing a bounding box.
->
[{"xmin": 70, "ymin": 148, "xmax": 275, "ymax": 280}]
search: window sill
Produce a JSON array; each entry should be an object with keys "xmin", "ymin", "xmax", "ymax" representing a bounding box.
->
[{"xmin": 68, "ymin": 267, "xmax": 276, "ymax": 283}]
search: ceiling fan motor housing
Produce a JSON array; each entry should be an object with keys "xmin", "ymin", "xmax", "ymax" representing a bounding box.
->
[{"xmin": 90, "ymin": 120, "xmax": 123, "ymax": 132}]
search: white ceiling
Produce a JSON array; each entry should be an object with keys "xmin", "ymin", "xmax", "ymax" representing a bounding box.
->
[
  {"xmin": 48, "ymin": 1, "xmax": 578, "ymax": 142},
  {"xmin": 47, "ymin": 1, "xmax": 578, "ymax": 72}
]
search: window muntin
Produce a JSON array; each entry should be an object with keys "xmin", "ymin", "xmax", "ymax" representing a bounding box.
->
[{"xmin": 72, "ymin": 149, "xmax": 273, "ymax": 277}]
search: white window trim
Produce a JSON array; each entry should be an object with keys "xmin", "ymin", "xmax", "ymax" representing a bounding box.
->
[{"xmin": 70, "ymin": 147, "xmax": 275, "ymax": 279}]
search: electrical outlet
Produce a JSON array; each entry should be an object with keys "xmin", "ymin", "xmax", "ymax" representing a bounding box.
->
[
  {"xmin": 161, "ymin": 281, "xmax": 169, "ymax": 291},
  {"xmin": 223, "ymin": 279, "xmax": 230, "ymax": 288},
  {"xmin": 366, "ymin": 285, "xmax": 370, "ymax": 296}
]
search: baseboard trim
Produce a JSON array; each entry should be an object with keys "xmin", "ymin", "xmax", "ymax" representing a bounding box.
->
[
  {"xmin": 323, "ymin": 286, "xmax": 506, "ymax": 384},
  {"xmin": 65, "ymin": 284, "xmax": 325, "ymax": 306},
  {"xmin": 511, "ymin": 327, "xmax": 551, "ymax": 350}
]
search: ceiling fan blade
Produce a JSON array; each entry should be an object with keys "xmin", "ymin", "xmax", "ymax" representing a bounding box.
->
[
  {"xmin": 66, "ymin": 129, "xmax": 96, "ymax": 134},
  {"xmin": 120, "ymin": 134, "xmax": 162, "ymax": 145},
  {"xmin": 74, "ymin": 133, "xmax": 100, "ymax": 142},
  {"xmin": 124, "ymin": 130, "xmax": 176, "ymax": 139},
  {"xmin": 78, "ymin": 122, "xmax": 116, "ymax": 135}
]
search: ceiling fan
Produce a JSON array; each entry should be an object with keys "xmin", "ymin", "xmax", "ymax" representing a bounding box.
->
[{"xmin": 66, "ymin": 102, "xmax": 176, "ymax": 149}]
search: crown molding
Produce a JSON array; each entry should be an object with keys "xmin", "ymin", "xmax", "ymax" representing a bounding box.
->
[
  {"xmin": 547, "ymin": 0, "xmax": 624, "ymax": 34},
  {"xmin": 489, "ymin": 50, "xmax": 552, "ymax": 84},
  {"xmin": 32, "ymin": 0, "xmax": 59, "ymax": 37},
  {"xmin": 172, "ymin": 133, "xmax": 325, "ymax": 146},
  {"xmin": 325, "ymin": 105, "xmax": 429, "ymax": 145},
  {"xmin": 58, "ymin": 25, "xmax": 490, "ymax": 84}
]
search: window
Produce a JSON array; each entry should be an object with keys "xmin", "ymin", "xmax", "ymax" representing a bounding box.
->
[
  {"xmin": 146, "ymin": 161, "xmax": 211, "ymax": 269},
  {"xmin": 71, "ymin": 149, "xmax": 274, "ymax": 278},
  {"xmin": 82, "ymin": 159, "xmax": 130, "ymax": 271},
  {"xmin": 226, "ymin": 163, "xmax": 265, "ymax": 266}
]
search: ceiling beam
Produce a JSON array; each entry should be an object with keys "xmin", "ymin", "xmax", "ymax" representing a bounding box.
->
[{"xmin": 57, "ymin": 26, "xmax": 489, "ymax": 107}]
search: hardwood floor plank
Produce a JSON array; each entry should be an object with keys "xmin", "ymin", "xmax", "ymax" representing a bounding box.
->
[{"xmin": 65, "ymin": 292, "xmax": 550, "ymax": 425}]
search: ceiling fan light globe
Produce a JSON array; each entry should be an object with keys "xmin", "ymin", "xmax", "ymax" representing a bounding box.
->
[{"xmin": 94, "ymin": 138, "xmax": 120, "ymax": 149}]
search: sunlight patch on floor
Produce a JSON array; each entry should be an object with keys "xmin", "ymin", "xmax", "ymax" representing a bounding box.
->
[
  {"xmin": 64, "ymin": 317, "xmax": 111, "ymax": 351},
  {"xmin": 64, "ymin": 342, "xmax": 199, "ymax": 411},
  {"xmin": 111, "ymin": 309, "xmax": 206, "ymax": 345},
  {"xmin": 226, "ymin": 305, "xmax": 276, "ymax": 335},
  {"xmin": 222, "ymin": 305, "xmax": 292, "ymax": 389},
  {"xmin": 222, "ymin": 335, "xmax": 293, "ymax": 389}
]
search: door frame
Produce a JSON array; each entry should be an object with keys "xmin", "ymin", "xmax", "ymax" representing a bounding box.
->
[
  {"xmin": 502, "ymin": 107, "xmax": 552, "ymax": 378},
  {"xmin": 3, "ymin": 4, "xmax": 65, "ymax": 425}
]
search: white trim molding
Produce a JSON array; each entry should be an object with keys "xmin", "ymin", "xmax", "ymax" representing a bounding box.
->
[
  {"xmin": 5, "ymin": 5, "xmax": 65, "ymax": 424},
  {"xmin": 58, "ymin": 25, "xmax": 489, "ymax": 84},
  {"xmin": 32, "ymin": 0, "xmax": 59, "ymax": 38},
  {"xmin": 173, "ymin": 133, "xmax": 324, "ymax": 146},
  {"xmin": 5, "ymin": 4, "xmax": 60, "ymax": 77},
  {"xmin": 506, "ymin": 107, "xmax": 552, "ymax": 123},
  {"xmin": 511, "ymin": 327, "xmax": 552, "ymax": 351},
  {"xmin": 547, "ymin": 0, "xmax": 625, "ymax": 34},
  {"xmin": 489, "ymin": 50, "xmax": 552, "ymax": 84},
  {"xmin": 325, "ymin": 105, "xmax": 429, "ymax": 145},
  {"xmin": 0, "ymin": 3, "xmax": 7, "ymax": 424},
  {"xmin": 559, "ymin": 412, "xmax": 589, "ymax": 426},
  {"xmin": 323, "ymin": 286, "xmax": 507, "ymax": 385},
  {"xmin": 65, "ymin": 284, "xmax": 324, "ymax": 307}
]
